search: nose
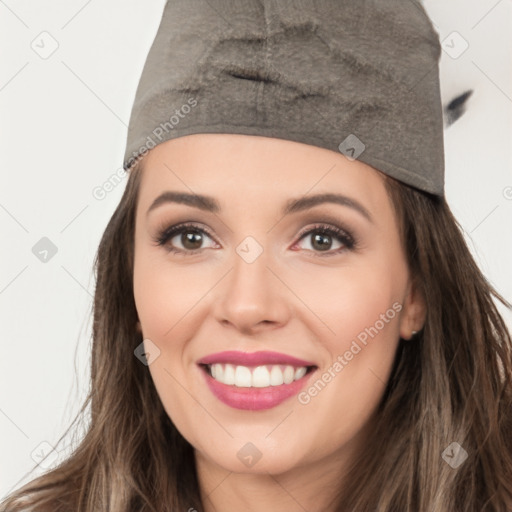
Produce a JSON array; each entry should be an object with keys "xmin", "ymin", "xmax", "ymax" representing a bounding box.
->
[{"xmin": 213, "ymin": 245, "xmax": 291, "ymax": 336}]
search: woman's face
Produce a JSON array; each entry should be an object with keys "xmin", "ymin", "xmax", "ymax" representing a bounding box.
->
[{"xmin": 133, "ymin": 133, "xmax": 424, "ymax": 479}]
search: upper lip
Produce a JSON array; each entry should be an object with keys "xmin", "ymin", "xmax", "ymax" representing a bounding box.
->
[{"xmin": 197, "ymin": 350, "xmax": 316, "ymax": 368}]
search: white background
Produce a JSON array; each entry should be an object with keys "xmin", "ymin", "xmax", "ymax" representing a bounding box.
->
[{"xmin": 1, "ymin": 0, "xmax": 511, "ymax": 498}]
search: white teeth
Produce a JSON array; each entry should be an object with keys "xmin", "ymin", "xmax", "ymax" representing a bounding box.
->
[
  {"xmin": 294, "ymin": 366, "xmax": 307, "ymax": 380},
  {"xmin": 269, "ymin": 365, "xmax": 284, "ymax": 385},
  {"xmin": 208, "ymin": 363, "xmax": 310, "ymax": 387},
  {"xmin": 283, "ymin": 365, "xmax": 295, "ymax": 384},
  {"xmin": 252, "ymin": 365, "xmax": 270, "ymax": 387},
  {"xmin": 212, "ymin": 363, "xmax": 222, "ymax": 381},
  {"xmin": 234, "ymin": 365, "xmax": 252, "ymax": 387},
  {"xmin": 223, "ymin": 364, "xmax": 235, "ymax": 385}
]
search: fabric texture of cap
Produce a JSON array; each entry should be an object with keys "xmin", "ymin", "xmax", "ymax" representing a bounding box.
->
[{"xmin": 123, "ymin": 0, "xmax": 445, "ymax": 196}]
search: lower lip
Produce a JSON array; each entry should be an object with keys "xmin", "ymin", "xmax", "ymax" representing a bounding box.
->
[{"xmin": 199, "ymin": 365, "xmax": 316, "ymax": 411}]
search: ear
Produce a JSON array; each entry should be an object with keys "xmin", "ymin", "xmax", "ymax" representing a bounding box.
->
[{"xmin": 399, "ymin": 277, "xmax": 426, "ymax": 340}]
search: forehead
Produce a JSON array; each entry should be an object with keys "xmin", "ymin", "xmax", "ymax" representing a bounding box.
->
[{"xmin": 137, "ymin": 133, "xmax": 388, "ymax": 212}]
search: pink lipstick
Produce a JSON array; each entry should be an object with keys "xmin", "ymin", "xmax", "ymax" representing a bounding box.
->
[
  {"xmin": 197, "ymin": 350, "xmax": 315, "ymax": 367},
  {"xmin": 197, "ymin": 350, "xmax": 317, "ymax": 410}
]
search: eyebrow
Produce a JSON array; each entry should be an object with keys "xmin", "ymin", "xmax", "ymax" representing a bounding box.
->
[{"xmin": 146, "ymin": 191, "xmax": 373, "ymax": 223}]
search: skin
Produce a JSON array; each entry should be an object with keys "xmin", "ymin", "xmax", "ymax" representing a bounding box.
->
[{"xmin": 133, "ymin": 133, "xmax": 426, "ymax": 512}]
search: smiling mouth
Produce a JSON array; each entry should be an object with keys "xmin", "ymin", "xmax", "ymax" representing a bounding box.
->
[{"xmin": 199, "ymin": 363, "xmax": 317, "ymax": 388}]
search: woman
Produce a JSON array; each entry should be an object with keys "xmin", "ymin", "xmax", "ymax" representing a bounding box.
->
[{"xmin": 2, "ymin": 0, "xmax": 511, "ymax": 510}]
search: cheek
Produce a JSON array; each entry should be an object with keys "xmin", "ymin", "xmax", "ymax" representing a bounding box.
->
[
  {"xmin": 133, "ymin": 252, "xmax": 205, "ymax": 442},
  {"xmin": 329, "ymin": 277, "xmax": 401, "ymax": 343},
  {"xmin": 294, "ymin": 261, "xmax": 404, "ymax": 420},
  {"xmin": 287, "ymin": 255, "xmax": 404, "ymax": 343},
  {"xmin": 133, "ymin": 249, "xmax": 206, "ymax": 338},
  {"xmin": 331, "ymin": 264, "xmax": 404, "ymax": 377}
]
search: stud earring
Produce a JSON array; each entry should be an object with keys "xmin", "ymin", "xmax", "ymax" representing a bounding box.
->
[{"xmin": 411, "ymin": 330, "xmax": 418, "ymax": 336}]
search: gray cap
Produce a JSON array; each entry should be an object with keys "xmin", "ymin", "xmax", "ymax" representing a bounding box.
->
[{"xmin": 124, "ymin": 0, "xmax": 445, "ymax": 196}]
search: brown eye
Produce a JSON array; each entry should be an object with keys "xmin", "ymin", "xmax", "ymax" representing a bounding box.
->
[
  {"xmin": 154, "ymin": 223, "xmax": 217, "ymax": 254},
  {"xmin": 294, "ymin": 224, "xmax": 356, "ymax": 256},
  {"xmin": 178, "ymin": 229, "xmax": 204, "ymax": 250},
  {"xmin": 310, "ymin": 232, "xmax": 335, "ymax": 251}
]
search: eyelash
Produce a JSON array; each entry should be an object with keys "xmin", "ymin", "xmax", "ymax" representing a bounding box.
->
[{"xmin": 152, "ymin": 222, "xmax": 357, "ymax": 258}]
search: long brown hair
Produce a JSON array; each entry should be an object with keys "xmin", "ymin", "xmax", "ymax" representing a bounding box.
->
[{"xmin": 1, "ymin": 161, "xmax": 511, "ymax": 511}]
